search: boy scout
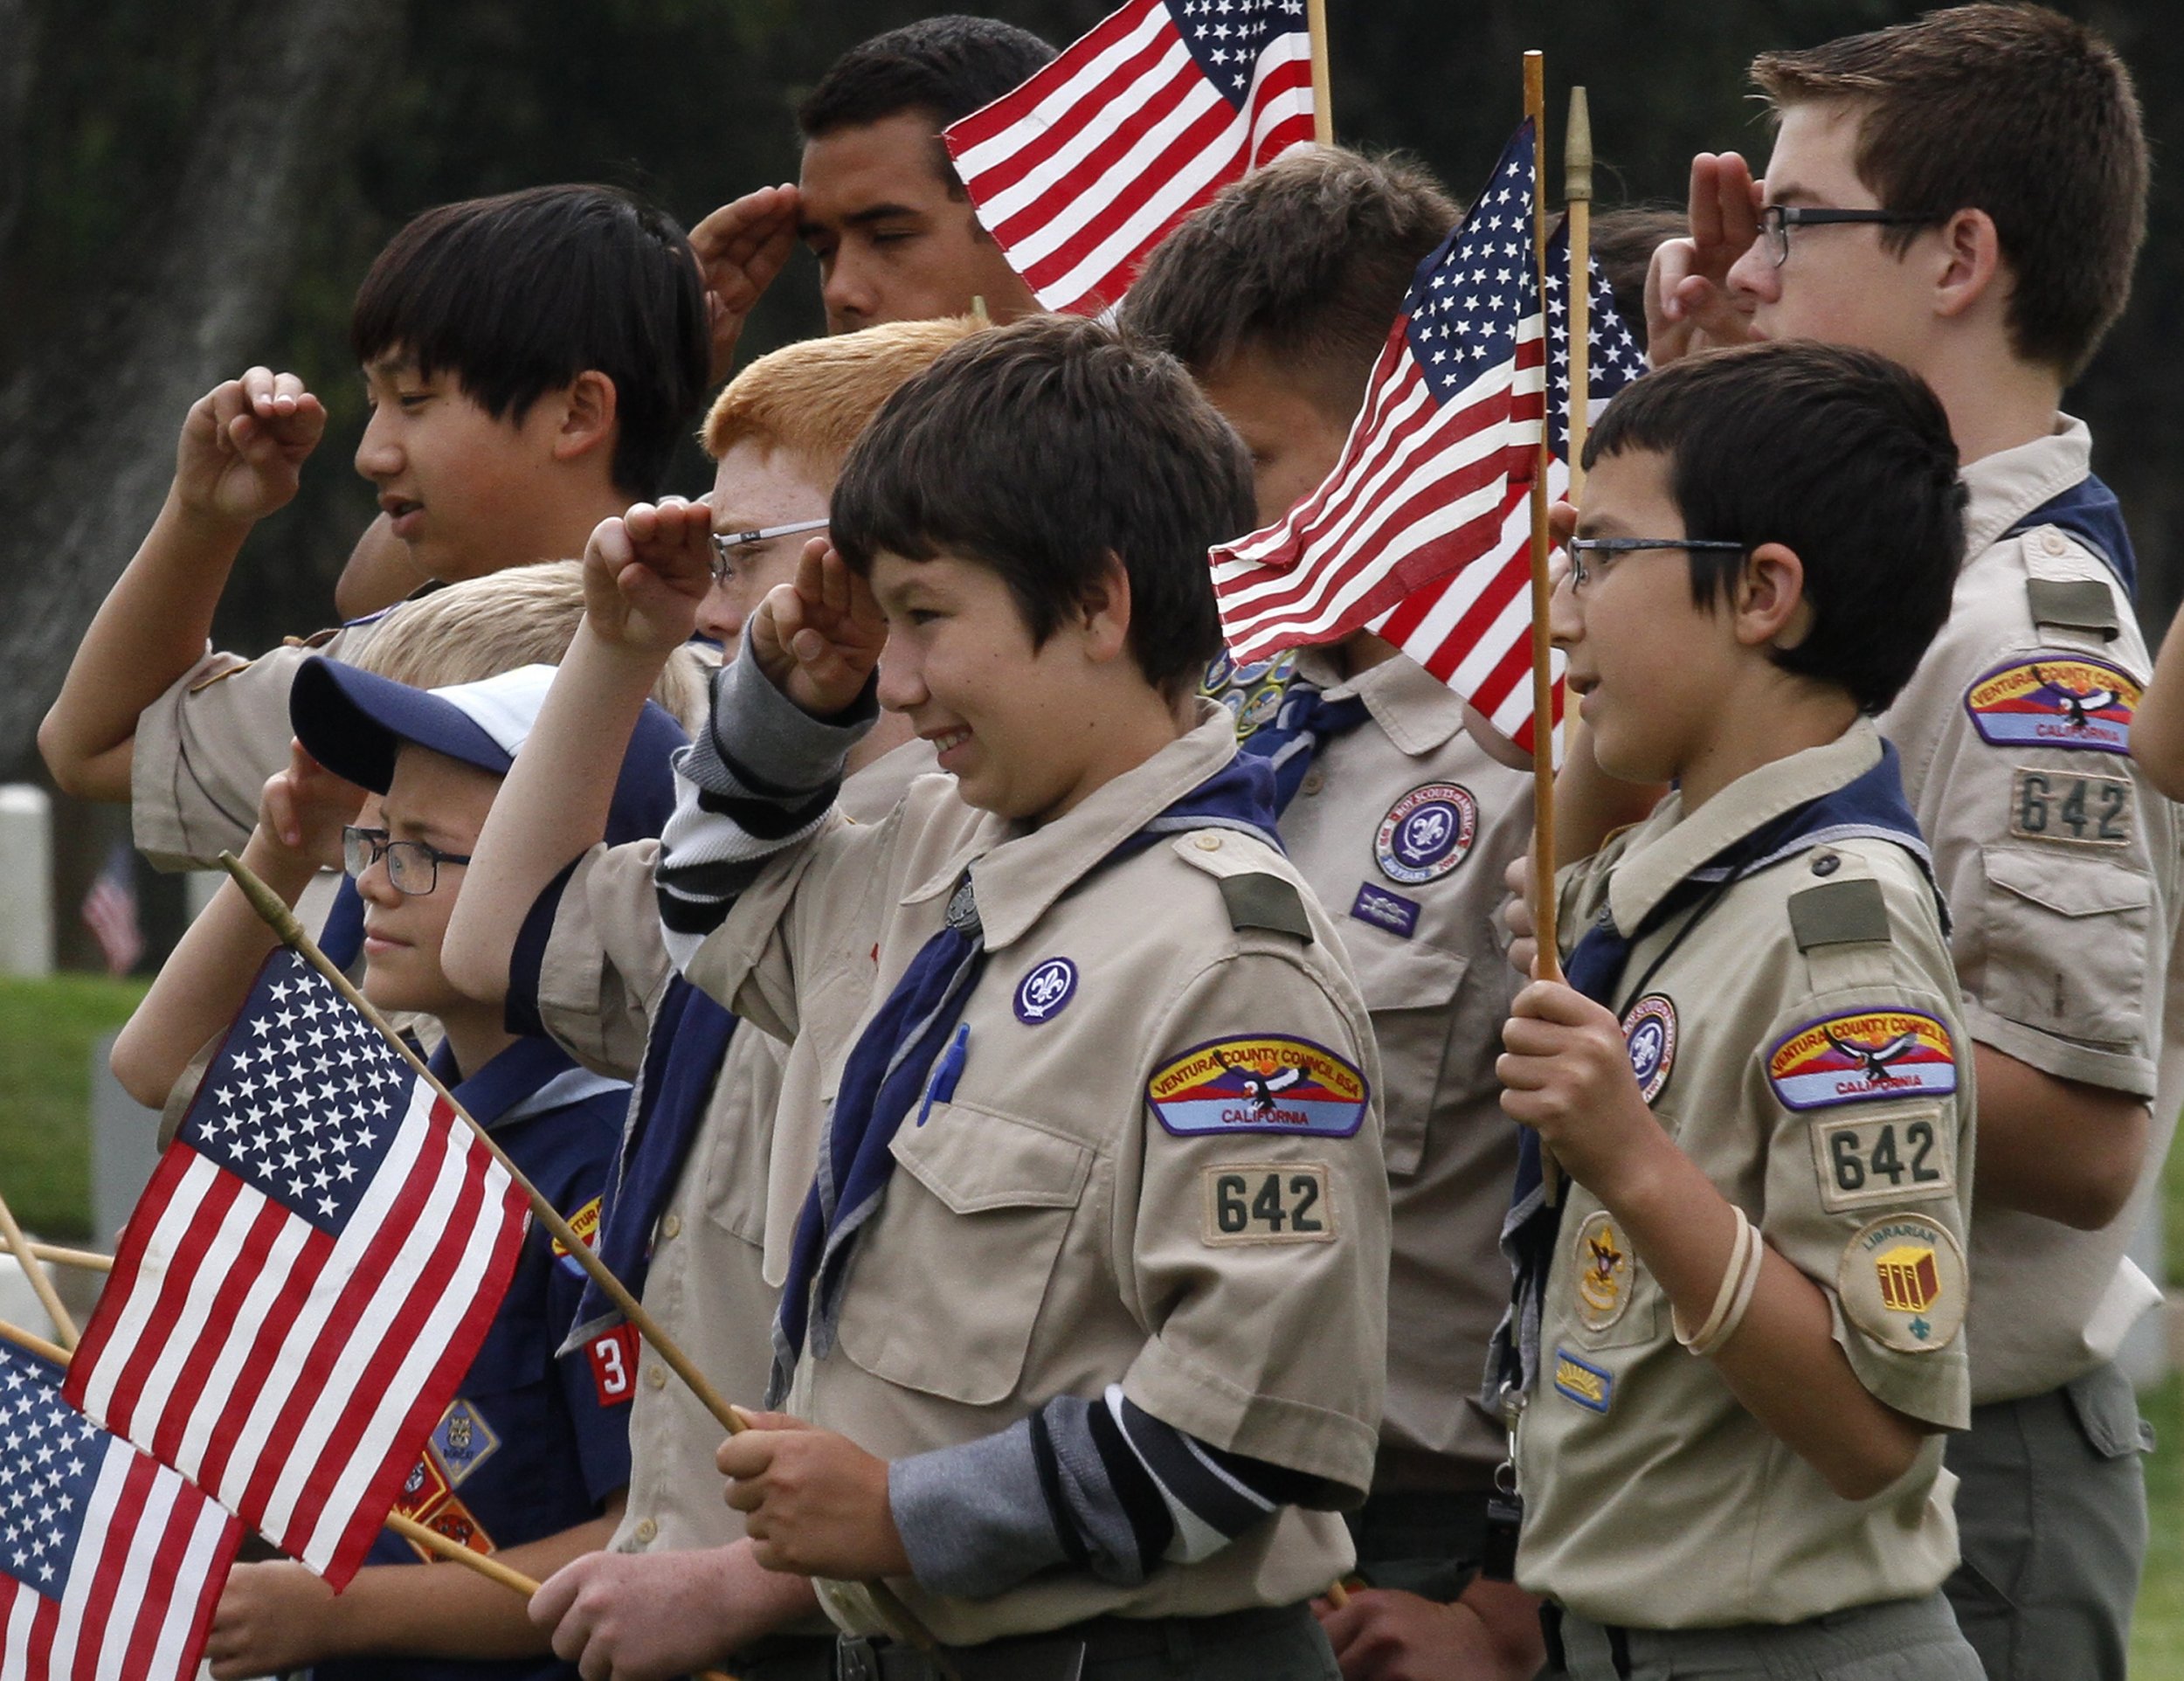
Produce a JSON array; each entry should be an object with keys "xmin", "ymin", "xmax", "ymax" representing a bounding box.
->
[
  {"xmin": 1643, "ymin": 11, "xmax": 2173, "ymax": 1672},
  {"xmin": 483, "ymin": 315, "xmax": 1389, "ymax": 1676},
  {"xmin": 38, "ymin": 183, "xmax": 709, "ymax": 872},
  {"xmin": 1122, "ymin": 148, "xmax": 1544, "ymax": 1680},
  {"xmin": 439, "ymin": 321, "xmax": 971, "ymax": 1681},
  {"xmin": 1500, "ymin": 342, "xmax": 1980, "ymax": 1679}
]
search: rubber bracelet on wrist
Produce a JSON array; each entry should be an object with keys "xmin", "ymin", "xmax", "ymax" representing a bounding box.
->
[
  {"xmin": 1673, "ymin": 1206, "xmax": 1753, "ymax": 1352},
  {"xmin": 1702, "ymin": 1221, "xmax": 1767, "ymax": 1357}
]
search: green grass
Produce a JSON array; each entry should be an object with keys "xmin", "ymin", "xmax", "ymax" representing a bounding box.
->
[
  {"xmin": 0, "ymin": 974, "xmax": 146, "ymax": 1239},
  {"xmin": 2136, "ymin": 1373, "xmax": 2182, "ymax": 1678}
]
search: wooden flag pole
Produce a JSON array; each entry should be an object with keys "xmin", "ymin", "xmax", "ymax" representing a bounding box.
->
[
  {"xmin": 1523, "ymin": 52, "xmax": 1562, "ymax": 986},
  {"xmin": 218, "ymin": 853, "xmax": 957, "ymax": 1675},
  {"xmin": 25, "ymin": 1242, "xmax": 110, "ymax": 1275},
  {"xmin": 0, "ymin": 1190, "xmax": 79, "ymax": 1349},
  {"xmin": 1565, "ymin": 87, "xmax": 1594, "ymax": 502},
  {"xmin": 0, "ymin": 1318, "xmax": 70, "ymax": 1365},
  {"xmin": 1307, "ymin": 0, "xmax": 1334, "ymax": 145}
]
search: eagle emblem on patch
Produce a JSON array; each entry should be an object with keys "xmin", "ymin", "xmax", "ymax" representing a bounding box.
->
[
  {"xmin": 1962, "ymin": 654, "xmax": 2139, "ymax": 754},
  {"xmin": 1766, "ymin": 1009, "xmax": 1957, "ymax": 1111},
  {"xmin": 1572, "ymin": 1210, "xmax": 1635, "ymax": 1332},
  {"xmin": 1621, "ymin": 993, "xmax": 1676, "ymax": 1105},
  {"xmin": 1147, "ymin": 1035, "xmax": 1369, "ymax": 1138},
  {"xmin": 1375, "ymin": 783, "xmax": 1477, "ymax": 885}
]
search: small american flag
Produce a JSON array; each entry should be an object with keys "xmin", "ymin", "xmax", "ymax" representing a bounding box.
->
[
  {"xmin": 0, "ymin": 1343, "xmax": 238, "ymax": 1681},
  {"xmin": 943, "ymin": 0, "xmax": 1315, "ymax": 316},
  {"xmin": 79, "ymin": 842, "xmax": 142, "ymax": 978},
  {"xmin": 65, "ymin": 950, "xmax": 529, "ymax": 1588}
]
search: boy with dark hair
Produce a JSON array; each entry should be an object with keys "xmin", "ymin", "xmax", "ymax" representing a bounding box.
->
[
  {"xmin": 691, "ymin": 16, "xmax": 1054, "ymax": 369},
  {"xmin": 1123, "ymin": 145, "xmax": 1545, "ymax": 1681},
  {"xmin": 1641, "ymin": 10, "xmax": 2174, "ymax": 1674},
  {"xmin": 1503, "ymin": 337, "xmax": 1980, "ymax": 1681},
  {"xmin": 465, "ymin": 315, "xmax": 1391, "ymax": 1678},
  {"xmin": 39, "ymin": 183, "xmax": 709, "ymax": 876}
]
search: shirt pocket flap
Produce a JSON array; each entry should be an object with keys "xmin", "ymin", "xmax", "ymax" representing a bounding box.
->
[
  {"xmin": 889, "ymin": 1105, "xmax": 1093, "ymax": 1213},
  {"xmin": 1983, "ymin": 847, "xmax": 2151, "ymax": 919},
  {"xmin": 1344, "ymin": 934, "xmax": 1469, "ymax": 1176}
]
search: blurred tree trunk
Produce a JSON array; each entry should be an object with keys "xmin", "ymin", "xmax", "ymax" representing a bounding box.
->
[{"xmin": 0, "ymin": 0, "xmax": 402, "ymax": 772}]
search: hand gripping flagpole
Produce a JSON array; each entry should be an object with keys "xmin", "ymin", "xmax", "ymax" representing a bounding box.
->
[{"xmin": 218, "ymin": 853, "xmax": 958, "ymax": 1675}]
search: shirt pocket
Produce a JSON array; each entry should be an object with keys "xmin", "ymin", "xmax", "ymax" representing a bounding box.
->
[
  {"xmin": 1979, "ymin": 845, "xmax": 2151, "ymax": 1046},
  {"xmin": 1346, "ymin": 932, "xmax": 1469, "ymax": 1177},
  {"xmin": 833, "ymin": 1103, "xmax": 1093, "ymax": 1406}
]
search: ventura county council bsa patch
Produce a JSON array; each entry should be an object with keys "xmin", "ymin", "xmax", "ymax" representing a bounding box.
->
[
  {"xmin": 1766, "ymin": 1009, "xmax": 1957, "ymax": 1111},
  {"xmin": 1963, "ymin": 655, "xmax": 2139, "ymax": 754},
  {"xmin": 1148, "ymin": 1035, "xmax": 1370, "ymax": 1138}
]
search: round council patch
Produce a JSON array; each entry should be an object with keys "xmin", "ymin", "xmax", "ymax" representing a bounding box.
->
[
  {"xmin": 1013, "ymin": 956, "xmax": 1078, "ymax": 1025},
  {"xmin": 1375, "ymin": 783, "xmax": 1478, "ymax": 885},
  {"xmin": 1572, "ymin": 1210, "xmax": 1635, "ymax": 1333},
  {"xmin": 1837, "ymin": 1212, "xmax": 1966, "ymax": 1353},
  {"xmin": 1621, "ymin": 993, "xmax": 1677, "ymax": 1105}
]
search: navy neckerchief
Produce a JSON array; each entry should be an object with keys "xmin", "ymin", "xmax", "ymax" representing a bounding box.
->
[
  {"xmin": 321, "ymin": 876, "xmax": 368, "ymax": 972},
  {"xmin": 1489, "ymin": 739, "xmax": 1938, "ymax": 1406},
  {"xmin": 2006, "ymin": 472, "xmax": 2136, "ymax": 597},
  {"xmin": 1237, "ymin": 672, "xmax": 1372, "ymax": 814},
  {"xmin": 770, "ymin": 750, "xmax": 1284, "ymax": 1404},
  {"xmin": 426, "ymin": 1034, "xmax": 626, "ymax": 1132}
]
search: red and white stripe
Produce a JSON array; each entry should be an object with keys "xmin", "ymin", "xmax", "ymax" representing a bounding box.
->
[
  {"xmin": 67, "ymin": 1082, "xmax": 526, "ymax": 1588},
  {"xmin": 0, "ymin": 1440, "xmax": 238, "ymax": 1681},
  {"xmin": 944, "ymin": 0, "xmax": 1314, "ymax": 315}
]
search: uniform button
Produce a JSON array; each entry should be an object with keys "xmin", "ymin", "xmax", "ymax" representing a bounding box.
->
[
  {"xmin": 2042, "ymin": 529, "xmax": 2070, "ymax": 556},
  {"xmin": 660, "ymin": 1212, "xmax": 682, "ymax": 1240},
  {"xmin": 1810, "ymin": 852, "xmax": 1841, "ymax": 876},
  {"xmin": 1193, "ymin": 832, "xmax": 1223, "ymax": 851},
  {"xmin": 1301, "ymin": 771, "xmax": 1326, "ymax": 797},
  {"xmin": 646, "ymin": 1364, "xmax": 668, "ymax": 1391},
  {"xmin": 632, "ymin": 1518, "xmax": 658, "ymax": 1546}
]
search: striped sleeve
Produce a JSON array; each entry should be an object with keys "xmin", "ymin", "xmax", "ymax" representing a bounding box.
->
[
  {"xmin": 887, "ymin": 1385, "xmax": 1339, "ymax": 1599},
  {"xmin": 654, "ymin": 637, "xmax": 875, "ymax": 972}
]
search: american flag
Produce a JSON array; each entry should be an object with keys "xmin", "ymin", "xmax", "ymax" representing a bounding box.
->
[
  {"xmin": 1209, "ymin": 123, "xmax": 1644, "ymax": 751},
  {"xmin": 65, "ymin": 951, "xmax": 529, "ymax": 1588},
  {"xmin": 79, "ymin": 841, "xmax": 142, "ymax": 978},
  {"xmin": 0, "ymin": 1343, "xmax": 238, "ymax": 1681},
  {"xmin": 943, "ymin": 0, "xmax": 1315, "ymax": 316}
]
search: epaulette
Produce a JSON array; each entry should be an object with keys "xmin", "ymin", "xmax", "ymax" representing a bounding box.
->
[
  {"xmin": 1169, "ymin": 830, "xmax": 1315, "ymax": 942},
  {"xmin": 1787, "ymin": 874, "xmax": 1890, "ymax": 953}
]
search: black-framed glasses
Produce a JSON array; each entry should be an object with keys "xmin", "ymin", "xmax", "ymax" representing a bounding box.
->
[
  {"xmin": 1565, "ymin": 536, "xmax": 1748, "ymax": 592},
  {"xmin": 1759, "ymin": 204, "xmax": 1948, "ymax": 267},
  {"xmin": 342, "ymin": 827, "xmax": 471, "ymax": 896},
  {"xmin": 709, "ymin": 518, "xmax": 830, "ymax": 585}
]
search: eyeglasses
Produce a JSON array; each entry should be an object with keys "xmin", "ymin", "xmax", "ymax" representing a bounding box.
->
[
  {"xmin": 342, "ymin": 827, "xmax": 472, "ymax": 896},
  {"xmin": 1565, "ymin": 536, "xmax": 1747, "ymax": 592},
  {"xmin": 1759, "ymin": 204, "xmax": 1948, "ymax": 267},
  {"xmin": 709, "ymin": 518, "xmax": 831, "ymax": 585}
]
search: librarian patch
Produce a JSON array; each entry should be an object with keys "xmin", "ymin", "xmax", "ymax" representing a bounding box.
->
[
  {"xmin": 1148, "ymin": 1035, "xmax": 1369, "ymax": 1138},
  {"xmin": 1766, "ymin": 1009, "xmax": 1956, "ymax": 1112},
  {"xmin": 1838, "ymin": 1214, "xmax": 1966, "ymax": 1352}
]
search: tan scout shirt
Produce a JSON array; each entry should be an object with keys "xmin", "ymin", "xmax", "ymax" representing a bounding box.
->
[
  {"xmin": 1516, "ymin": 723, "xmax": 1972, "ymax": 1629},
  {"xmin": 132, "ymin": 619, "xmax": 386, "ymax": 871},
  {"xmin": 681, "ymin": 708, "xmax": 1390, "ymax": 1644},
  {"xmin": 1270, "ymin": 650, "xmax": 1531, "ymax": 1489},
  {"xmin": 1877, "ymin": 417, "xmax": 2180, "ymax": 1403},
  {"xmin": 529, "ymin": 742, "xmax": 931, "ymax": 1555}
]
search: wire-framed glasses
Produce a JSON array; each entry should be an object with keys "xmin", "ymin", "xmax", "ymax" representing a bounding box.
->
[
  {"xmin": 709, "ymin": 518, "xmax": 831, "ymax": 585},
  {"xmin": 1565, "ymin": 536, "xmax": 1748, "ymax": 592},
  {"xmin": 342, "ymin": 826, "xmax": 472, "ymax": 896}
]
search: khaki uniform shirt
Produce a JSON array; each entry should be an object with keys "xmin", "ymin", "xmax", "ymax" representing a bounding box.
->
[
  {"xmin": 530, "ymin": 742, "xmax": 932, "ymax": 1555},
  {"xmin": 1877, "ymin": 417, "xmax": 2180, "ymax": 1403},
  {"xmin": 1516, "ymin": 723, "xmax": 1973, "ymax": 1628},
  {"xmin": 1270, "ymin": 650, "xmax": 1531, "ymax": 1489},
  {"xmin": 679, "ymin": 706, "xmax": 1391, "ymax": 1644},
  {"xmin": 132, "ymin": 619, "xmax": 386, "ymax": 871}
]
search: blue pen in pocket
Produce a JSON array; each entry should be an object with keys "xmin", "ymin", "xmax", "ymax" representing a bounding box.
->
[{"xmin": 916, "ymin": 1022, "xmax": 971, "ymax": 1125}]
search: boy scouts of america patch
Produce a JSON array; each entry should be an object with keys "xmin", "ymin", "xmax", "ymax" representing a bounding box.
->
[
  {"xmin": 1572, "ymin": 1211, "xmax": 1635, "ymax": 1332},
  {"xmin": 1200, "ymin": 651, "xmax": 1297, "ymax": 741},
  {"xmin": 1621, "ymin": 993, "xmax": 1676, "ymax": 1105},
  {"xmin": 432, "ymin": 1397, "xmax": 501, "ymax": 1485},
  {"xmin": 1838, "ymin": 1213, "xmax": 1966, "ymax": 1352},
  {"xmin": 1014, "ymin": 956, "xmax": 1079, "ymax": 1023},
  {"xmin": 1147, "ymin": 1035, "xmax": 1369, "ymax": 1138},
  {"xmin": 1766, "ymin": 1008, "xmax": 1957, "ymax": 1111},
  {"xmin": 1962, "ymin": 654, "xmax": 2139, "ymax": 754},
  {"xmin": 1375, "ymin": 783, "xmax": 1477, "ymax": 885}
]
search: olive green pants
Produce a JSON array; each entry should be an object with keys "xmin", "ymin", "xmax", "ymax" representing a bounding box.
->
[{"xmin": 1545, "ymin": 1591, "xmax": 1982, "ymax": 1680}]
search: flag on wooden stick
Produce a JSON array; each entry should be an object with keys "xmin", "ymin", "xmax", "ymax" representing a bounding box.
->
[
  {"xmin": 65, "ymin": 949, "xmax": 529, "ymax": 1587},
  {"xmin": 943, "ymin": 0, "xmax": 1315, "ymax": 315}
]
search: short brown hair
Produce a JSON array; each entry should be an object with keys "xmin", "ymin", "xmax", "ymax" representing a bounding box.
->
[
  {"xmin": 1590, "ymin": 205, "xmax": 1690, "ymax": 352},
  {"xmin": 700, "ymin": 316, "xmax": 986, "ymax": 479},
  {"xmin": 1752, "ymin": 3, "xmax": 2146, "ymax": 377},
  {"xmin": 1119, "ymin": 147, "xmax": 1457, "ymax": 424}
]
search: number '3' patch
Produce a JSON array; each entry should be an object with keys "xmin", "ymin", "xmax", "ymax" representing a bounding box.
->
[
  {"xmin": 1808, "ymin": 1109, "xmax": 1956, "ymax": 1214},
  {"xmin": 1200, "ymin": 1163, "xmax": 1334, "ymax": 1245},
  {"xmin": 2010, "ymin": 767, "xmax": 2133, "ymax": 848}
]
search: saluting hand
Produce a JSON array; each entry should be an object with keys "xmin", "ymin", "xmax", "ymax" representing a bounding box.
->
[
  {"xmin": 583, "ymin": 496, "xmax": 715, "ymax": 654},
  {"xmin": 749, "ymin": 541, "xmax": 887, "ymax": 719},
  {"xmin": 258, "ymin": 739, "xmax": 369, "ymax": 875},
  {"xmin": 1498, "ymin": 979, "xmax": 1665, "ymax": 1196},
  {"xmin": 173, "ymin": 368, "xmax": 327, "ymax": 529},
  {"xmin": 1644, "ymin": 152, "xmax": 1764, "ymax": 368},
  {"xmin": 690, "ymin": 184, "xmax": 803, "ymax": 386},
  {"xmin": 716, "ymin": 1409, "xmax": 911, "ymax": 1581}
]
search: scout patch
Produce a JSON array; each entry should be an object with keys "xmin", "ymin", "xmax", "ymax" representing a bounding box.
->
[
  {"xmin": 1552, "ymin": 1347, "xmax": 1614, "ymax": 1414},
  {"xmin": 2009, "ymin": 767, "xmax": 2133, "ymax": 848},
  {"xmin": 552, "ymin": 1193, "xmax": 604, "ymax": 1277},
  {"xmin": 1148, "ymin": 1035, "xmax": 1370, "ymax": 1138},
  {"xmin": 413, "ymin": 1493, "xmax": 495, "ymax": 1558},
  {"xmin": 1621, "ymin": 994, "xmax": 1676, "ymax": 1105},
  {"xmin": 587, "ymin": 1324, "xmax": 639, "ymax": 1408},
  {"xmin": 1200, "ymin": 1163, "xmax": 1335, "ymax": 1245},
  {"xmin": 1014, "ymin": 956, "xmax": 1079, "ymax": 1024},
  {"xmin": 1375, "ymin": 783, "xmax": 1477, "ymax": 885},
  {"xmin": 1809, "ymin": 1110, "xmax": 1955, "ymax": 1214},
  {"xmin": 1837, "ymin": 1214, "xmax": 1966, "ymax": 1352},
  {"xmin": 1572, "ymin": 1211, "xmax": 1635, "ymax": 1332},
  {"xmin": 1766, "ymin": 1009, "xmax": 1957, "ymax": 1111},
  {"xmin": 1962, "ymin": 654, "xmax": 2139, "ymax": 754},
  {"xmin": 431, "ymin": 1397, "xmax": 501, "ymax": 1487},
  {"xmin": 1199, "ymin": 652, "xmax": 1296, "ymax": 741},
  {"xmin": 1350, "ymin": 882, "xmax": 1420, "ymax": 939},
  {"xmin": 392, "ymin": 1447, "xmax": 453, "ymax": 1525}
]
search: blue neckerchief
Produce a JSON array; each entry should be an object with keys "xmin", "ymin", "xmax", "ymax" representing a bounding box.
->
[
  {"xmin": 1237, "ymin": 673, "xmax": 1372, "ymax": 814},
  {"xmin": 1489, "ymin": 741, "xmax": 1937, "ymax": 1405},
  {"xmin": 2006, "ymin": 472, "xmax": 2136, "ymax": 597},
  {"xmin": 426, "ymin": 1034, "xmax": 625, "ymax": 1131},
  {"xmin": 770, "ymin": 751, "xmax": 1284, "ymax": 1404},
  {"xmin": 321, "ymin": 876, "xmax": 367, "ymax": 972}
]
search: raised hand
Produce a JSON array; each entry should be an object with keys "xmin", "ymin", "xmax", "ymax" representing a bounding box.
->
[
  {"xmin": 691, "ymin": 184, "xmax": 803, "ymax": 384},
  {"xmin": 583, "ymin": 496, "xmax": 715, "ymax": 654},
  {"xmin": 174, "ymin": 368, "xmax": 327, "ymax": 527},
  {"xmin": 1643, "ymin": 152, "xmax": 1764, "ymax": 367},
  {"xmin": 258, "ymin": 740, "xmax": 370, "ymax": 875},
  {"xmin": 749, "ymin": 540, "xmax": 887, "ymax": 718}
]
